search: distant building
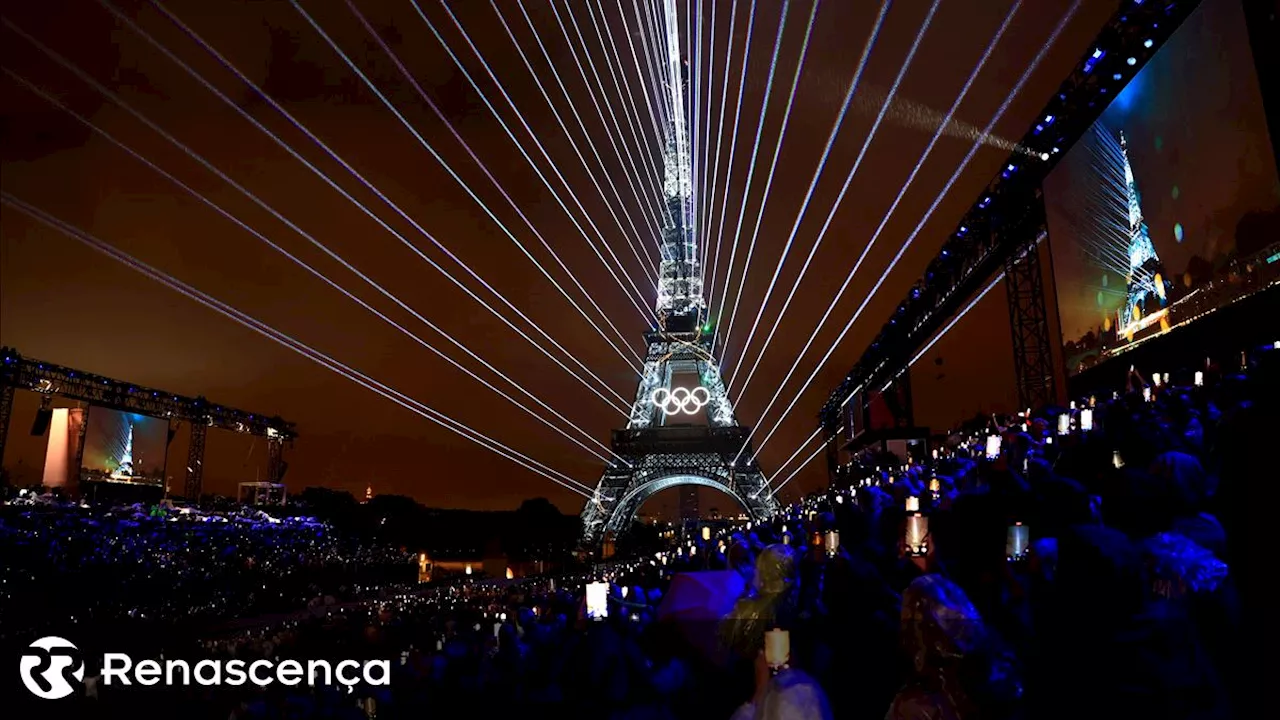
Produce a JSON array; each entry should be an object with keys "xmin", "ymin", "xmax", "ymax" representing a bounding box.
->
[{"xmin": 679, "ymin": 486, "xmax": 698, "ymax": 521}]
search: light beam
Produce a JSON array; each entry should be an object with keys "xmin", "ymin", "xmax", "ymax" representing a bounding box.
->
[
  {"xmin": 747, "ymin": 0, "xmax": 1082, "ymax": 461},
  {"xmin": 2, "ymin": 193, "xmax": 596, "ymax": 499}
]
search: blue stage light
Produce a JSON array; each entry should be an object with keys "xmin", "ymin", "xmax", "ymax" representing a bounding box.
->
[
  {"xmin": 1083, "ymin": 48, "xmax": 1104, "ymax": 73},
  {"xmin": 1144, "ymin": 38, "xmax": 1154, "ymax": 48},
  {"xmin": 1127, "ymin": 56, "xmax": 1137, "ymax": 65}
]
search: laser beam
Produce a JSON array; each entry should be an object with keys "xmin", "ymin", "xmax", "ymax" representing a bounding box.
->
[
  {"xmin": 717, "ymin": 0, "xmax": 820, "ymax": 376},
  {"xmin": 766, "ymin": 266, "xmax": 1011, "ymax": 497},
  {"xmin": 415, "ymin": 0, "xmax": 655, "ymax": 322},
  {"xmin": 294, "ymin": 0, "xmax": 642, "ymax": 370},
  {"xmin": 2, "ymin": 193, "xmax": 596, "ymax": 498},
  {"xmin": 766, "ymin": 440, "xmax": 825, "ymax": 499},
  {"xmin": 519, "ymin": 0, "xmax": 668, "ymax": 241},
  {"xmin": 700, "ymin": 0, "xmax": 741, "ymax": 327},
  {"xmin": 705, "ymin": 0, "xmax": 759, "ymax": 344},
  {"xmin": 109, "ymin": 1, "xmax": 633, "ymax": 411},
  {"xmin": 747, "ymin": 0, "xmax": 1082, "ymax": 461},
  {"xmin": 696, "ymin": 0, "xmax": 717, "ymax": 286},
  {"xmin": 723, "ymin": 0, "xmax": 890, "ymax": 399},
  {"xmin": 732, "ymin": 0, "xmax": 942, "ymax": 404},
  {"xmin": 762, "ymin": 427, "xmax": 822, "ymax": 488},
  {"xmin": 492, "ymin": 2, "xmax": 659, "ymax": 275},
  {"xmin": 584, "ymin": 0, "xmax": 666, "ymax": 190},
  {"xmin": 0, "ymin": 62, "xmax": 627, "ymax": 467},
  {"xmin": 630, "ymin": 0, "xmax": 672, "ymax": 134},
  {"xmin": 548, "ymin": 0, "xmax": 668, "ymax": 224}
]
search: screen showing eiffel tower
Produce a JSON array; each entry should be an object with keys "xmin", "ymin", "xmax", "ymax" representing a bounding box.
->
[
  {"xmin": 79, "ymin": 407, "xmax": 168, "ymax": 486},
  {"xmin": 1043, "ymin": 0, "xmax": 1279, "ymax": 376}
]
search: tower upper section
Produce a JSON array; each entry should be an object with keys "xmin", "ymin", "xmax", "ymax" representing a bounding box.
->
[{"xmin": 655, "ymin": 0, "xmax": 703, "ymax": 328}]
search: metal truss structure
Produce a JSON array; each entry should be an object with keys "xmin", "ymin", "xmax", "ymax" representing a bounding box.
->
[
  {"xmin": 579, "ymin": 0, "xmax": 778, "ymax": 546},
  {"xmin": 819, "ymin": 0, "xmax": 1203, "ymax": 434},
  {"xmin": 579, "ymin": 330, "xmax": 778, "ymax": 545},
  {"xmin": 0, "ymin": 346, "xmax": 294, "ymax": 498},
  {"xmin": 1004, "ymin": 213, "xmax": 1057, "ymax": 411}
]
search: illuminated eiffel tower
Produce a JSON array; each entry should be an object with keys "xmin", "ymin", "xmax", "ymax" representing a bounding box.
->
[
  {"xmin": 1117, "ymin": 131, "xmax": 1171, "ymax": 334},
  {"xmin": 579, "ymin": 0, "xmax": 777, "ymax": 546},
  {"xmin": 110, "ymin": 421, "xmax": 137, "ymax": 480}
]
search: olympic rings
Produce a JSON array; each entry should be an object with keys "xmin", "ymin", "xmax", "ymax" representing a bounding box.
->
[{"xmin": 650, "ymin": 386, "xmax": 710, "ymax": 415}]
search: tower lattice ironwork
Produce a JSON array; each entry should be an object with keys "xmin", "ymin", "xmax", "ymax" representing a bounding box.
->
[{"xmin": 579, "ymin": 0, "xmax": 777, "ymax": 546}]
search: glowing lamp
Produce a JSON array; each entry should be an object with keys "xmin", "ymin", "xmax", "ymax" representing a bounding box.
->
[
  {"xmin": 905, "ymin": 514, "xmax": 929, "ymax": 556},
  {"xmin": 905, "ymin": 496, "xmax": 920, "ymax": 512},
  {"xmin": 765, "ymin": 629, "xmax": 790, "ymax": 669},
  {"xmin": 1007, "ymin": 523, "xmax": 1030, "ymax": 560},
  {"xmin": 465, "ymin": 564, "xmax": 473, "ymax": 576}
]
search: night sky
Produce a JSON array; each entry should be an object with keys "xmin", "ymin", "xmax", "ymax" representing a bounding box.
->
[{"xmin": 2, "ymin": 0, "xmax": 1122, "ymax": 513}]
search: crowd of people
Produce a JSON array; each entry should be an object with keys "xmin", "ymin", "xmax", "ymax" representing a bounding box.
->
[
  {"xmin": 4, "ymin": 347, "xmax": 1270, "ymax": 719},
  {"xmin": 0, "ymin": 501, "xmax": 416, "ymax": 646}
]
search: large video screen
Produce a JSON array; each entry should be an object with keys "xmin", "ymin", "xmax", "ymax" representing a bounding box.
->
[
  {"xmin": 80, "ymin": 407, "xmax": 169, "ymax": 485},
  {"xmin": 1044, "ymin": 0, "xmax": 1279, "ymax": 375}
]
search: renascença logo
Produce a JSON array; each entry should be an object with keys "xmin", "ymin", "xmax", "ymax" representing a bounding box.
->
[
  {"xmin": 19, "ymin": 636, "xmax": 85, "ymax": 700},
  {"xmin": 18, "ymin": 636, "xmax": 390, "ymax": 700}
]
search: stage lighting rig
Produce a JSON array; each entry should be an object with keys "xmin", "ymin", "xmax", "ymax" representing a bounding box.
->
[
  {"xmin": 0, "ymin": 346, "xmax": 295, "ymax": 498},
  {"xmin": 818, "ymin": 0, "xmax": 1202, "ymax": 432}
]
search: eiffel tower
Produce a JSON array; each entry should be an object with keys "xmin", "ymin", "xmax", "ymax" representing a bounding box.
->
[
  {"xmin": 579, "ymin": 0, "xmax": 778, "ymax": 547},
  {"xmin": 1116, "ymin": 130, "xmax": 1170, "ymax": 335}
]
